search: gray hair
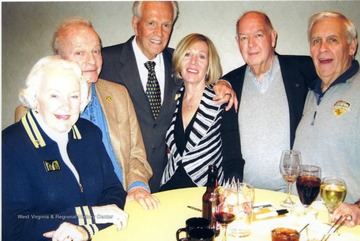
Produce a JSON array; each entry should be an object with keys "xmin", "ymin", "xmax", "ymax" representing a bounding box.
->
[
  {"xmin": 132, "ymin": 1, "xmax": 179, "ymax": 22},
  {"xmin": 308, "ymin": 11, "xmax": 358, "ymax": 44},
  {"xmin": 19, "ymin": 55, "xmax": 89, "ymax": 112},
  {"xmin": 52, "ymin": 17, "xmax": 101, "ymax": 56}
]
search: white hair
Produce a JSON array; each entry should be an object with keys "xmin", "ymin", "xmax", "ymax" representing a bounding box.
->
[
  {"xmin": 19, "ymin": 55, "xmax": 89, "ymax": 112},
  {"xmin": 308, "ymin": 11, "xmax": 357, "ymax": 44}
]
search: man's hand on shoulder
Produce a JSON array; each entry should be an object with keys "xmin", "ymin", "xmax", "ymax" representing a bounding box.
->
[{"xmin": 213, "ymin": 80, "xmax": 238, "ymax": 112}]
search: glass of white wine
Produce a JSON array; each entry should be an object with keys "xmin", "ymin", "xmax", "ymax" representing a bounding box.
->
[{"xmin": 320, "ymin": 177, "xmax": 347, "ymax": 223}]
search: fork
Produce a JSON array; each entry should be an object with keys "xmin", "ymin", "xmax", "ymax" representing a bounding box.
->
[{"xmin": 321, "ymin": 214, "xmax": 352, "ymax": 241}]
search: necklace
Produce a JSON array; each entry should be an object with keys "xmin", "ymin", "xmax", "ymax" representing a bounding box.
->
[{"xmin": 183, "ymin": 90, "xmax": 203, "ymax": 111}]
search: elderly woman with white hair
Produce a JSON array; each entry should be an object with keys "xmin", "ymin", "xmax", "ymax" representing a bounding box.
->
[{"xmin": 2, "ymin": 55, "xmax": 128, "ymax": 241}]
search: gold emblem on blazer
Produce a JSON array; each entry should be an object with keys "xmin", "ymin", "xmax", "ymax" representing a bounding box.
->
[
  {"xmin": 43, "ymin": 160, "xmax": 61, "ymax": 172},
  {"xmin": 333, "ymin": 100, "xmax": 350, "ymax": 117},
  {"xmin": 175, "ymin": 93, "xmax": 181, "ymax": 100}
]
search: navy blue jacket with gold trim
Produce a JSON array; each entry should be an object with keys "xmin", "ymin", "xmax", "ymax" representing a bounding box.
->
[{"xmin": 2, "ymin": 112, "xmax": 127, "ymax": 241}]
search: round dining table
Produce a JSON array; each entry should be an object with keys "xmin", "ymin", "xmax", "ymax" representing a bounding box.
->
[{"xmin": 92, "ymin": 187, "xmax": 360, "ymax": 241}]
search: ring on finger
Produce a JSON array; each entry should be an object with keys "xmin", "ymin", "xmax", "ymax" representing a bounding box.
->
[{"xmin": 225, "ymin": 92, "xmax": 232, "ymax": 97}]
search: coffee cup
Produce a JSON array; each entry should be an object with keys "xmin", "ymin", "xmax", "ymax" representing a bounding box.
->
[
  {"xmin": 179, "ymin": 227, "xmax": 214, "ymax": 241},
  {"xmin": 176, "ymin": 217, "xmax": 210, "ymax": 240}
]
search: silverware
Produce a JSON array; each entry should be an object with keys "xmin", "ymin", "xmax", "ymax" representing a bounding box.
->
[
  {"xmin": 187, "ymin": 205, "xmax": 202, "ymax": 212},
  {"xmin": 321, "ymin": 214, "xmax": 352, "ymax": 241}
]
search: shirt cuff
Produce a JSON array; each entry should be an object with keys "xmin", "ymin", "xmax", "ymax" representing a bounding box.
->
[{"xmin": 128, "ymin": 181, "xmax": 150, "ymax": 193}]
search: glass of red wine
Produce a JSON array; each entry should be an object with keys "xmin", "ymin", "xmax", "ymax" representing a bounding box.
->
[
  {"xmin": 214, "ymin": 186, "xmax": 237, "ymax": 241},
  {"xmin": 296, "ymin": 164, "xmax": 321, "ymax": 213}
]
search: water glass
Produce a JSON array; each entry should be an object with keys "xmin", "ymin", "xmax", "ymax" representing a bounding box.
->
[{"xmin": 227, "ymin": 183, "xmax": 255, "ymax": 237}]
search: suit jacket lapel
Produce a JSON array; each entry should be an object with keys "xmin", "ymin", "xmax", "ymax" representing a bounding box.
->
[
  {"xmin": 94, "ymin": 80, "xmax": 121, "ymax": 153},
  {"xmin": 119, "ymin": 39, "xmax": 149, "ymax": 100}
]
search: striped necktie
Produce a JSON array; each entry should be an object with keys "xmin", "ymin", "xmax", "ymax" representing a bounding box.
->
[{"xmin": 144, "ymin": 61, "xmax": 161, "ymax": 119}]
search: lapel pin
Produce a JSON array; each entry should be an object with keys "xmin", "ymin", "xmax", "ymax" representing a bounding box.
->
[{"xmin": 43, "ymin": 160, "xmax": 61, "ymax": 172}]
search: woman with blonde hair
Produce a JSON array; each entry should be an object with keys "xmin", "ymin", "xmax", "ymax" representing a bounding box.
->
[{"xmin": 160, "ymin": 33, "xmax": 235, "ymax": 191}]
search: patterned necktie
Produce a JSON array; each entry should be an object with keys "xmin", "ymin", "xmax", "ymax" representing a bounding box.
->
[{"xmin": 144, "ymin": 61, "xmax": 161, "ymax": 119}]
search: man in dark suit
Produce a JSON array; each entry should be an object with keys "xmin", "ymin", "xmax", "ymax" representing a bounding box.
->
[
  {"xmin": 221, "ymin": 11, "xmax": 318, "ymax": 194},
  {"xmin": 100, "ymin": 1, "xmax": 236, "ymax": 192}
]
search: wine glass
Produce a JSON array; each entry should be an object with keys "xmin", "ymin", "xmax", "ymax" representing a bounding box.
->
[
  {"xmin": 214, "ymin": 186, "xmax": 237, "ymax": 241},
  {"xmin": 320, "ymin": 177, "xmax": 347, "ymax": 223},
  {"xmin": 296, "ymin": 165, "xmax": 321, "ymax": 212},
  {"xmin": 279, "ymin": 150, "xmax": 302, "ymax": 207}
]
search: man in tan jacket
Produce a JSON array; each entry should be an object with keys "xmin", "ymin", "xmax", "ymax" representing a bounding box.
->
[{"xmin": 15, "ymin": 17, "xmax": 159, "ymax": 209}]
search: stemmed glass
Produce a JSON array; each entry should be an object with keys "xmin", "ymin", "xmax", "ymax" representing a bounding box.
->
[
  {"xmin": 320, "ymin": 177, "xmax": 347, "ymax": 223},
  {"xmin": 296, "ymin": 164, "xmax": 321, "ymax": 212},
  {"xmin": 214, "ymin": 186, "xmax": 237, "ymax": 241},
  {"xmin": 279, "ymin": 150, "xmax": 302, "ymax": 207}
]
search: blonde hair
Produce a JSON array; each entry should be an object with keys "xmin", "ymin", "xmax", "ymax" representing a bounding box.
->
[
  {"xmin": 19, "ymin": 55, "xmax": 89, "ymax": 112},
  {"xmin": 172, "ymin": 33, "xmax": 222, "ymax": 85}
]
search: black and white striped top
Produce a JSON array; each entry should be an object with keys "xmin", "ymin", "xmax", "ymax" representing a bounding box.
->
[{"xmin": 161, "ymin": 85, "xmax": 225, "ymax": 187}]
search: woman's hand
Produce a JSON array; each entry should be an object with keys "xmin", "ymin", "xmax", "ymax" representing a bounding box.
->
[
  {"xmin": 92, "ymin": 204, "xmax": 129, "ymax": 230},
  {"xmin": 43, "ymin": 222, "xmax": 89, "ymax": 241}
]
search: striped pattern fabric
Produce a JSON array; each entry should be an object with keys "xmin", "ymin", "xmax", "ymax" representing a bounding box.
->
[
  {"xmin": 76, "ymin": 206, "xmax": 99, "ymax": 239},
  {"xmin": 161, "ymin": 85, "xmax": 225, "ymax": 187},
  {"xmin": 144, "ymin": 61, "xmax": 161, "ymax": 119}
]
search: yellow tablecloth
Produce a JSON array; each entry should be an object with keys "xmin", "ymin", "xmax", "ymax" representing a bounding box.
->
[{"xmin": 92, "ymin": 187, "xmax": 360, "ymax": 241}]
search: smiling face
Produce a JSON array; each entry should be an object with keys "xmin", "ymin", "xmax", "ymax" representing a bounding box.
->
[
  {"xmin": 60, "ymin": 25, "xmax": 102, "ymax": 85},
  {"xmin": 132, "ymin": 1, "xmax": 174, "ymax": 60},
  {"xmin": 236, "ymin": 12, "xmax": 277, "ymax": 76},
  {"xmin": 309, "ymin": 17, "xmax": 357, "ymax": 89},
  {"xmin": 36, "ymin": 69, "xmax": 81, "ymax": 133},
  {"xmin": 180, "ymin": 40, "xmax": 209, "ymax": 85}
]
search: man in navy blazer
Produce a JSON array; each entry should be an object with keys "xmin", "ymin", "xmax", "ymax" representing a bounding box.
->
[
  {"xmin": 100, "ymin": 1, "xmax": 236, "ymax": 192},
  {"xmin": 221, "ymin": 11, "xmax": 318, "ymax": 192}
]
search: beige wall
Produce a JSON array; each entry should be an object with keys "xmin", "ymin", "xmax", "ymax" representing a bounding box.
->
[{"xmin": 2, "ymin": 1, "xmax": 359, "ymax": 129}]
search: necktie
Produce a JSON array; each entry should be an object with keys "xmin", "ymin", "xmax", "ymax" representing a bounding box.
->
[{"xmin": 144, "ymin": 61, "xmax": 161, "ymax": 119}]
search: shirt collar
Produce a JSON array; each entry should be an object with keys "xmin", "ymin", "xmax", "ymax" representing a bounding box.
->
[
  {"xmin": 246, "ymin": 55, "xmax": 280, "ymax": 93},
  {"xmin": 313, "ymin": 59, "xmax": 359, "ymax": 96},
  {"xmin": 132, "ymin": 37, "xmax": 164, "ymax": 71}
]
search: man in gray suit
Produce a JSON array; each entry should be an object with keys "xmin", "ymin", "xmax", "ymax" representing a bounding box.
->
[{"xmin": 100, "ymin": 1, "xmax": 235, "ymax": 192}]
